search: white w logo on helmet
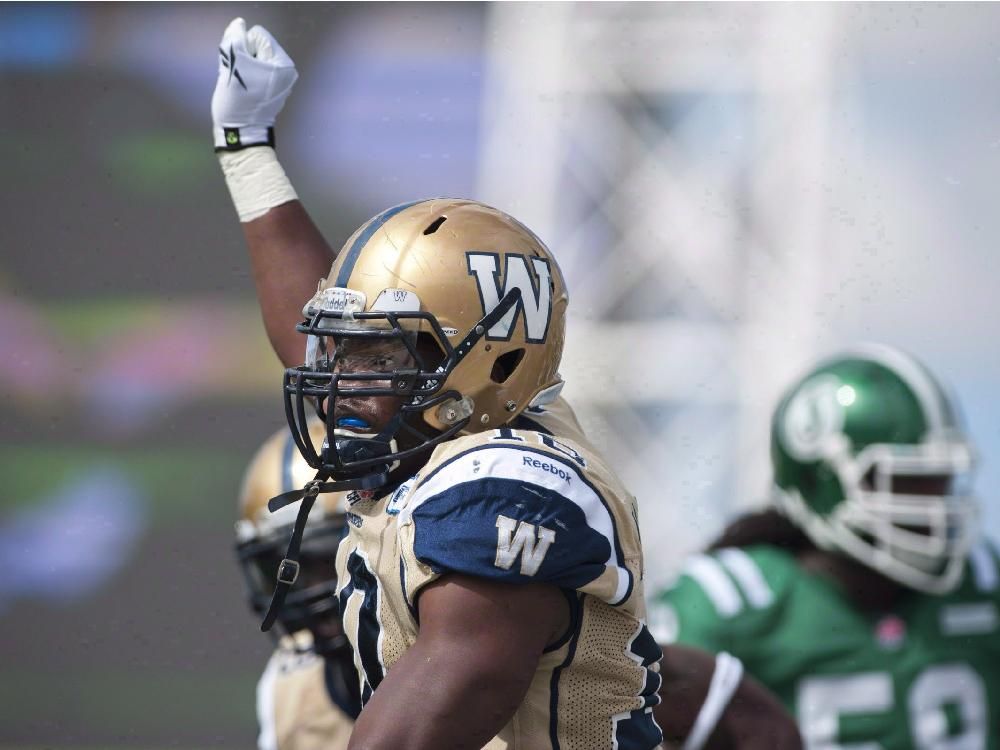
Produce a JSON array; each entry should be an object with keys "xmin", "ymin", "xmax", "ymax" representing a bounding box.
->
[{"xmin": 467, "ymin": 253, "xmax": 553, "ymax": 342}]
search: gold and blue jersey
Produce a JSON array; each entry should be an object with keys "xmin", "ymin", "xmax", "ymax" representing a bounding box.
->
[
  {"xmin": 255, "ymin": 633, "xmax": 356, "ymax": 750},
  {"xmin": 334, "ymin": 400, "xmax": 663, "ymax": 749}
]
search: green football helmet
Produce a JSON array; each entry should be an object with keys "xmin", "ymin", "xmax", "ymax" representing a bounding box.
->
[{"xmin": 770, "ymin": 343, "xmax": 977, "ymax": 594}]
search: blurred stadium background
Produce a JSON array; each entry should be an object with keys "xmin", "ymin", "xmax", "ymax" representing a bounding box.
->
[{"xmin": 2, "ymin": 2, "xmax": 1000, "ymax": 747}]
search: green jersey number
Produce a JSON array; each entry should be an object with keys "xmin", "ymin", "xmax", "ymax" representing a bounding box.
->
[{"xmin": 798, "ymin": 664, "xmax": 986, "ymax": 749}]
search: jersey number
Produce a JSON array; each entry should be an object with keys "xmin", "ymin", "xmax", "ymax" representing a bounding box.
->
[
  {"xmin": 797, "ymin": 664, "xmax": 986, "ymax": 749},
  {"xmin": 337, "ymin": 549, "xmax": 385, "ymax": 704}
]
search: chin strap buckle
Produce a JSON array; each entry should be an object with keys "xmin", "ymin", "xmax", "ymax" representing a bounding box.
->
[
  {"xmin": 276, "ymin": 558, "xmax": 300, "ymax": 586},
  {"xmin": 260, "ymin": 467, "xmax": 390, "ymax": 633},
  {"xmin": 261, "ymin": 470, "xmax": 327, "ymax": 633}
]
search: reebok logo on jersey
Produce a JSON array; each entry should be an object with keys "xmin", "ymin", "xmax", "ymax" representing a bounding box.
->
[
  {"xmin": 495, "ymin": 515, "xmax": 556, "ymax": 576},
  {"xmin": 523, "ymin": 455, "xmax": 571, "ymax": 482}
]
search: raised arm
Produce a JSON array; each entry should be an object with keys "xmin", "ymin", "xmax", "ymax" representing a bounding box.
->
[
  {"xmin": 212, "ymin": 17, "xmax": 337, "ymax": 368},
  {"xmin": 239, "ymin": 201, "xmax": 334, "ymax": 367}
]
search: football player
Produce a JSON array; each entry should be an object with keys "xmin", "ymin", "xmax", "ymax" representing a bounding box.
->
[
  {"xmin": 651, "ymin": 344, "xmax": 999, "ymax": 749},
  {"xmin": 212, "ymin": 17, "xmax": 801, "ymax": 749},
  {"xmin": 267, "ymin": 194, "xmax": 664, "ymax": 749},
  {"xmin": 236, "ymin": 421, "xmax": 359, "ymax": 750}
]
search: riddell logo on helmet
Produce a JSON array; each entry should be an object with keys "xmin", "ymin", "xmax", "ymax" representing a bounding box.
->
[{"xmin": 467, "ymin": 253, "xmax": 553, "ymax": 343}]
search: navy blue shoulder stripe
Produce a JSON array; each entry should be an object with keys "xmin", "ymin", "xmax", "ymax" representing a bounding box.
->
[
  {"xmin": 416, "ymin": 443, "xmax": 627, "ymax": 572},
  {"xmin": 548, "ymin": 601, "xmax": 584, "ymax": 750},
  {"xmin": 618, "ymin": 561, "xmax": 635, "ymax": 607},
  {"xmin": 399, "ymin": 557, "xmax": 418, "ymax": 622},
  {"xmin": 334, "ymin": 200, "xmax": 426, "ymax": 287}
]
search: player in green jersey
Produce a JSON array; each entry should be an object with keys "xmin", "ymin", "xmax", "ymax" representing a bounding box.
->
[{"xmin": 651, "ymin": 343, "xmax": 998, "ymax": 749}]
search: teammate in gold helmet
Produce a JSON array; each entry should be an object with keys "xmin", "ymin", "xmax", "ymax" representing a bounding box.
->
[{"xmin": 235, "ymin": 421, "xmax": 357, "ymax": 750}]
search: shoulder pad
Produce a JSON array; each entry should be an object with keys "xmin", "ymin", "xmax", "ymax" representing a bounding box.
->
[{"xmin": 399, "ymin": 440, "xmax": 634, "ymax": 606}]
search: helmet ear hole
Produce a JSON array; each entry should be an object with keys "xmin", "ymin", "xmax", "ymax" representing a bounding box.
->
[{"xmin": 492, "ymin": 348, "xmax": 525, "ymax": 384}]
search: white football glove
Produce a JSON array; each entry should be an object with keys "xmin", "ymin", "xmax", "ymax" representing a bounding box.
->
[{"xmin": 211, "ymin": 17, "xmax": 299, "ymax": 151}]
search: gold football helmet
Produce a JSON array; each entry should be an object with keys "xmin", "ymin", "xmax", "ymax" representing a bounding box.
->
[
  {"xmin": 235, "ymin": 421, "xmax": 348, "ymax": 653},
  {"xmin": 283, "ymin": 198, "xmax": 569, "ymax": 484}
]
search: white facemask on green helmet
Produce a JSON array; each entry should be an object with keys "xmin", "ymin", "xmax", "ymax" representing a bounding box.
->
[{"xmin": 770, "ymin": 343, "xmax": 977, "ymax": 594}]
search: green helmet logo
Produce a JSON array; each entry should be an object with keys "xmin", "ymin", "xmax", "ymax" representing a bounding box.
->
[
  {"xmin": 780, "ymin": 374, "xmax": 847, "ymax": 461},
  {"xmin": 770, "ymin": 344, "xmax": 977, "ymax": 594}
]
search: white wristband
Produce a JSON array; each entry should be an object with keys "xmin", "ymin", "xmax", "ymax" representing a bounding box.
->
[
  {"xmin": 218, "ymin": 146, "xmax": 298, "ymax": 222},
  {"xmin": 681, "ymin": 651, "xmax": 745, "ymax": 750}
]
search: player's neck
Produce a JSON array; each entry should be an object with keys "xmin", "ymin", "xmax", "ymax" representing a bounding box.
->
[
  {"xmin": 797, "ymin": 549, "xmax": 911, "ymax": 613},
  {"xmin": 394, "ymin": 415, "xmax": 444, "ymax": 473},
  {"xmin": 393, "ymin": 452, "xmax": 430, "ymax": 482}
]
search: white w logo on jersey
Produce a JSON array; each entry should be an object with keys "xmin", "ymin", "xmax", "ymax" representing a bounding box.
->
[
  {"xmin": 495, "ymin": 515, "xmax": 556, "ymax": 576},
  {"xmin": 467, "ymin": 253, "xmax": 552, "ymax": 342}
]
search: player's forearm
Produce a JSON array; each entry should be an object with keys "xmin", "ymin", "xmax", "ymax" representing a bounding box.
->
[
  {"xmin": 657, "ymin": 645, "xmax": 802, "ymax": 750},
  {"xmin": 707, "ymin": 658, "xmax": 801, "ymax": 750},
  {"xmin": 713, "ymin": 692, "xmax": 802, "ymax": 750},
  {"xmin": 242, "ymin": 200, "xmax": 336, "ymax": 368},
  {"xmin": 657, "ymin": 644, "xmax": 717, "ymax": 744},
  {"xmin": 217, "ymin": 147, "xmax": 335, "ymax": 367}
]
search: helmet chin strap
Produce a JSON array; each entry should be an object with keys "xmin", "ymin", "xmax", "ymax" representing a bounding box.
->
[
  {"xmin": 260, "ymin": 415, "xmax": 406, "ymax": 633},
  {"xmin": 260, "ymin": 466, "xmax": 388, "ymax": 634}
]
